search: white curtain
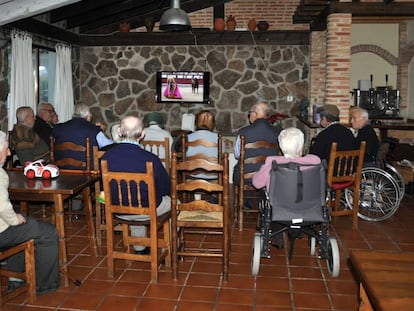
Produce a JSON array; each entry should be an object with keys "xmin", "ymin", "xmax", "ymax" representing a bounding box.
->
[
  {"xmin": 54, "ymin": 44, "xmax": 74, "ymax": 123},
  {"xmin": 8, "ymin": 30, "xmax": 34, "ymax": 131}
]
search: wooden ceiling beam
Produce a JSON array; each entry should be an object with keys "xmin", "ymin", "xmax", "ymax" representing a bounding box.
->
[
  {"xmin": 78, "ymin": 0, "xmax": 234, "ymax": 34},
  {"xmin": 50, "ymin": 0, "xmax": 122, "ymax": 23},
  {"xmin": 0, "ymin": 0, "xmax": 82, "ymax": 26},
  {"xmin": 10, "ymin": 18, "xmax": 80, "ymax": 45}
]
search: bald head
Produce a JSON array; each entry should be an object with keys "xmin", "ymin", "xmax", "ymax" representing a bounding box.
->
[
  {"xmin": 249, "ymin": 101, "xmax": 269, "ymax": 123},
  {"xmin": 119, "ymin": 116, "xmax": 145, "ymax": 142}
]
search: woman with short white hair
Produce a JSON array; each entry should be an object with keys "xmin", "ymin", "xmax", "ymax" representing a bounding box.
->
[
  {"xmin": 252, "ymin": 127, "xmax": 321, "ymax": 249},
  {"xmin": 0, "ymin": 131, "xmax": 60, "ymax": 295},
  {"xmin": 253, "ymin": 127, "xmax": 320, "ymax": 191}
]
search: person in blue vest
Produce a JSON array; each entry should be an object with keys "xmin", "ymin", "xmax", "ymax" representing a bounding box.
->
[
  {"xmin": 52, "ymin": 103, "xmax": 113, "ymax": 170},
  {"xmin": 233, "ymin": 101, "xmax": 281, "ymax": 185},
  {"xmin": 101, "ymin": 115, "xmax": 171, "ymax": 254}
]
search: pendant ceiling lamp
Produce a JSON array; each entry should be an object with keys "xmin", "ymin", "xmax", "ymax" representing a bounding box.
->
[{"xmin": 159, "ymin": 0, "xmax": 191, "ymax": 31}]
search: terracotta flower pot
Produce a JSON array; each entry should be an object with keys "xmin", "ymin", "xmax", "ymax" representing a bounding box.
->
[
  {"xmin": 119, "ymin": 22, "xmax": 131, "ymax": 33},
  {"xmin": 226, "ymin": 15, "xmax": 236, "ymax": 31},
  {"xmin": 248, "ymin": 19, "xmax": 256, "ymax": 31},
  {"xmin": 214, "ymin": 18, "xmax": 225, "ymax": 31},
  {"xmin": 257, "ymin": 21, "xmax": 269, "ymax": 31}
]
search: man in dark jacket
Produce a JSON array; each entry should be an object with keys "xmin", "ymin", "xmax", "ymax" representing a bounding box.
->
[
  {"xmin": 309, "ymin": 104, "xmax": 357, "ymax": 162},
  {"xmin": 233, "ymin": 102, "xmax": 281, "ymax": 185},
  {"xmin": 33, "ymin": 102, "xmax": 54, "ymax": 147},
  {"xmin": 102, "ymin": 115, "xmax": 170, "ymax": 253},
  {"xmin": 52, "ymin": 103, "xmax": 112, "ymax": 169}
]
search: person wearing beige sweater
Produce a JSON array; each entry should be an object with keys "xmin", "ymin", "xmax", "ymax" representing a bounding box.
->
[{"xmin": 0, "ymin": 131, "xmax": 59, "ymax": 295}]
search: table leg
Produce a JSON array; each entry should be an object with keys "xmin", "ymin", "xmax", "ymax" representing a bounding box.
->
[
  {"xmin": 53, "ymin": 194, "xmax": 69, "ymax": 287},
  {"xmin": 83, "ymin": 187, "xmax": 98, "ymax": 256}
]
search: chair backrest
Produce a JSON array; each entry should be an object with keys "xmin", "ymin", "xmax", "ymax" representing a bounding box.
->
[
  {"xmin": 268, "ymin": 160, "xmax": 326, "ymax": 222},
  {"xmin": 240, "ymin": 135, "xmax": 278, "ymax": 184},
  {"xmin": 181, "ymin": 132, "xmax": 222, "ymax": 180},
  {"xmin": 326, "ymin": 141, "xmax": 366, "ymax": 186},
  {"xmin": 92, "ymin": 145, "xmax": 106, "ymax": 174},
  {"xmin": 171, "ymin": 152, "xmax": 229, "ymax": 211},
  {"xmin": 50, "ymin": 136, "xmax": 91, "ymax": 172},
  {"xmin": 181, "ymin": 132, "xmax": 222, "ymax": 163},
  {"xmin": 101, "ymin": 159, "xmax": 157, "ymax": 217},
  {"xmin": 141, "ymin": 137, "xmax": 170, "ymax": 171}
]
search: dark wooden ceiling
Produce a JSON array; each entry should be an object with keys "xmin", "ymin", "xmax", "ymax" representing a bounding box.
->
[
  {"xmin": 293, "ymin": 0, "xmax": 414, "ymax": 31},
  {"xmin": 6, "ymin": 0, "xmax": 414, "ymax": 45}
]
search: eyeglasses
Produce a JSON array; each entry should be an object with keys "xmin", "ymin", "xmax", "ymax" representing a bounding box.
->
[
  {"xmin": 42, "ymin": 109, "xmax": 53, "ymax": 113},
  {"xmin": 248, "ymin": 110, "xmax": 256, "ymax": 117}
]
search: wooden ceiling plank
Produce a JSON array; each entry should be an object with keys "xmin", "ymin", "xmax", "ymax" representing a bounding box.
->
[
  {"xmin": 10, "ymin": 18, "xmax": 79, "ymax": 44},
  {"xmin": 78, "ymin": 0, "xmax": 234, "ymax": 34},
  {"xmin": 0, "ymin": 0, "xmax": 82, "ymax": 26},
  {"xmin": 50, "ymin": 0, "xmax": 123, "ymax": 23},
  {"xmin": 65, "ymin": 1, "xmax": 158, "ymax": 29}
]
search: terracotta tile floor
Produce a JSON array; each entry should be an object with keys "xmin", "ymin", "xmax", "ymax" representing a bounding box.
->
[{"xmin": 4, "ymin": 193, "xmax": 414, "ymax": 310}]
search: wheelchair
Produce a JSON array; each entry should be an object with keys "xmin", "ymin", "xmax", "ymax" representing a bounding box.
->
[
  {"xmin": 344, "ymin": 140, "xmax": 405, "ymax": 221},
  {"xmin": 251, "ymin": 160, "xmax": 340, "ymax": 278}
]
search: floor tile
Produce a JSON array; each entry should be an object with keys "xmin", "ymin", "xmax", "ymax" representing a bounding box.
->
[{"xmin": 5, "ymin": 194, "xmax": 414, "ymax": 311}]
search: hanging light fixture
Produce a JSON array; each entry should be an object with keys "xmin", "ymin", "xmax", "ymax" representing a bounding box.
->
[{"xmin": 159, "ymin": 0, "xmax": 191, "ymax": 31}]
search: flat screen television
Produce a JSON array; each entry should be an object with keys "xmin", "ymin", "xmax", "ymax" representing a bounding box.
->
[{"xmin": 156, "ymin": 71, "xmax": 210, "ymax": 104}]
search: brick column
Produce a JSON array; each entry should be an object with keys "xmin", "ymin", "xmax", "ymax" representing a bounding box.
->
[
  {"xmin": 325, "ymin": 13, "xmax": 352, "ymax": 122},
  {"xmin": 310, "ymin": 31, "xmax": 327, "ymax": 105}
]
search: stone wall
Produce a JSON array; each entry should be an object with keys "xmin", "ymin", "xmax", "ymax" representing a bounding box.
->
[{"xmin": 79, "ymin": 44, "xmax": 309, "ymax": 136}]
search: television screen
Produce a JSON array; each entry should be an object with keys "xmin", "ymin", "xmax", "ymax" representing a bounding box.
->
[{"xmin": 156, "ymin": 71, "xmax": 210, "ymax": 104}]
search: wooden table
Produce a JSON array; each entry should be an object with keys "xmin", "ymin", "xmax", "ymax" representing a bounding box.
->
[
  {"xmin": 350, "ymin": 250, "xmax": 414, "ymax": 311},
  {"xmin": 7, "ymin": 170, "xmax": 99, "ymax": 286}
]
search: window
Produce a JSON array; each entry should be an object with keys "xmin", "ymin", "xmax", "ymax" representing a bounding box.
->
[
  {"xmin": 8, "ymin": 47, "xmax": 56, "ymax": 104},
  {"xmin": 35, "ymin": 48, "xmax": 56, "ymax": 104}
]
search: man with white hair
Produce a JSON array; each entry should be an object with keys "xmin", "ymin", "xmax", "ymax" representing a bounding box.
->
[
  {"xmin": 33, "ymin": 102, "xmax": 55, "ymax": 146},
  {"xmin": 233, "ymin": 101, "xmax": 281, "ymax": 185},
  {"xmin": 53, "ymin": 103, "xmax": 112, "ymax": 169},
  {"xmin": 101, "ymin": 115, "xmax": 171, "ymax": 254},
  {"xmin": 350, "ymin": 107, "xmax": 379, "ymax": 166},
  {"xmin": 10, "ymin": 106, "xmax": 50, "ymax": 164},
  {"xmin": 252, "ymin": 127, "xmax": 321, "ymax": 249}
]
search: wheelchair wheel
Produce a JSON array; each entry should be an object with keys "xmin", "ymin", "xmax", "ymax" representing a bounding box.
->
[
  {"xmin": 384, "ymin": 163, "xmax": 405, "ymax": 200},
  {"xmin": 251, "ymin": 232, "xmax": 262, "ymax": 276},
  {"xmin": 327, "ymin": 237, "xmax": 340, "ymax": 278},
  {"xmin": 345, "ymin": 168, "xmax": 400, "ymax": 221},
  {"xmin": 309, "ymin": 236, "xmax": 316, "ymax": 256}
]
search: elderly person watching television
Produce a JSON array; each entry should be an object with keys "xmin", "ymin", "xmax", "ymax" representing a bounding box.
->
[
  {"xmin": 0, "ymin": 131, "xmax": 59, "ymax": 295},
  {"xmin": 252, "ymin": 127, "xmax": 320, "ymax": 249},
  {"xmin": 10, "ymin": 106, "xmax": 50, "ymax": 164},
  {"xmin": 101, "ymin": 116, "xmax": 171, "ymax": 254},
  {"xmin": 350, "ymin": 107, "xmax": 379, "ymax": 166}
]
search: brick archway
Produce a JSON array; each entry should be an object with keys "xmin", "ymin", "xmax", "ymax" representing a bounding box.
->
[{"xmin": 351, "ymin": 44, "xmax": 398, "ymax": 65}]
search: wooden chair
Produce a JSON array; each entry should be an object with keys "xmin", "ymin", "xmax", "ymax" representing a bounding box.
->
[
  {"xmin": 234, "ymin": 135, "xmax": 278, "ymax": 231},
  {"xmin": 101, "ymin": 159, "xmax": 171, "ymax": 283},
  {"xmin": 0, "ymin": 240, "xmax": 36, "ymax": 305},
  {"xmin": 181, "ymin": 132, "xmax": 223, "ymax": 186},
  {"xmin": 92, "ymin": 146, "xmax": 106, "ymax": 246},
  {"xmin": 50, "ymin": 136, "xmax": 91, "ymax": 173},
  {"xmin": 181, "ymin": 132, "xmax": 222, "ymax": 162},
  {"xmin": 92, "ymin": 146, "xmax": 123, "ymax": 246},
  {"xmin": 48, "ymin": 136, "xmax": 92, "ymax": 222},
  {"xmin": 170, "ymin": 152, "xmax": 230, "ymax": 282},
  {"xmin": 141, "ymin": 137, "xmax": 170, "ymax": 172},
  {"xmin": 326, "ymin": 141, "xmax": 366, "ymax": 229}
]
